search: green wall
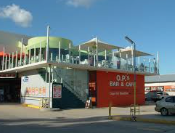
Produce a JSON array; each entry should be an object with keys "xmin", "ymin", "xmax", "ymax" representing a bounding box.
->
[{"xmin": 27, "ymin": 37, "xmax": 73, "ymax": 50}]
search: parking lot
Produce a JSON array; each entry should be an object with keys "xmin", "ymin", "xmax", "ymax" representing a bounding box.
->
[{"xmin": 0, "ymin": 103, "xmax": 175, "ymax": 133}]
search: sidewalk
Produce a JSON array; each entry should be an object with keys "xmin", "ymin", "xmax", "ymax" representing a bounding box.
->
[
  {"xmin": 0, "ymin": 103, "xmax": 175, "ymax": 125},
  {"xmin": 110, "ymin": 105, "xmax": 175, "ymax": 125}
]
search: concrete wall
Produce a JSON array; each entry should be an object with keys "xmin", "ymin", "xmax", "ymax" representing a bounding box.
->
[
  {"xmin": 53, "ymin": 67, "xmax": 88, "ymax": 108},
  {"xmin": 20, "ymin": 68, "xmax": 51, "ymax": 107},
  {"xmin": 20, "ymin": 67, "xmax": 88, "ymax": 108}
]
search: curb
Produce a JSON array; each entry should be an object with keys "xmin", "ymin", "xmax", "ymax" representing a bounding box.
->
[
  {"xmin": 40, "ymin": 108, "xmax": 60, "ymax": 112},
  {"xmin": 112, "ymin": 116, "xmax": 175, "ymax": 125},
  {"xmin": 22, "ymin": 104, "xmax": 41, "ymax": 109},
  {"xmin": 22, "ymin": 104, "xmax": 61, "ymax": 111}
]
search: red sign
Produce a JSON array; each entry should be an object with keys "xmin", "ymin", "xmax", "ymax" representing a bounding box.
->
[
  {"xmin": 53, "ymin": 84, "xmax": 62, "ymax": 98},
  {"xmin": 96, "ymin": 71, "xmax": 145, "ymax": 107}
]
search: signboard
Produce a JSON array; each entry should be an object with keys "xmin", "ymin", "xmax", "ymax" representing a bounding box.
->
[
  {"xmin": 25, "ymin": 87, "xmax": 46, "ymax": 96},
  {"xmin": 53, "ymin": 84, "xmax": 62, "ymax": 98},
  {"xmin": 23, "ymin": 76, "xmax": 29, "ymax": 82},
  {"xmin": 0, "ymin": 73, "xmax": 16, "ymax": 78},
  {"xmin": 96, "ymin": 71, "xmax": 145, "ymax": 107},
  {"xmin": 109, "ymin": 74, "xmax": 134, "ymax": 88},
  {"xmin": 165, "ymin": 86, "xmax": 175, "ymax": 92}
]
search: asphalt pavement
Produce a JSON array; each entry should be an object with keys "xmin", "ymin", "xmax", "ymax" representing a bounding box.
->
[{"xmin": 0, "ymin": 103, "xmax": 175, "ymax": 133}]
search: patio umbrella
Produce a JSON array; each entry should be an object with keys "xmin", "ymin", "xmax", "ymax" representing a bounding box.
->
[
  {"xmin": 115, "ymin": 47, "xmax": 152, "ymax": 59},
  {"xmin": 76, "ymin": 37, "xmax": 122, "ymax": 52}
]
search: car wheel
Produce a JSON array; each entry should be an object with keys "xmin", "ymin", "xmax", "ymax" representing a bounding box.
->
[{"xmin": 161, "ymin": 108, "xmax": 168, "ymax": 116}]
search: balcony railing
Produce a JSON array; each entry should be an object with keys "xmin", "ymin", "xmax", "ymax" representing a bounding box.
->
[{"xmin": 0, "ymin": 45, "xmax": 158, "ymax": 74}]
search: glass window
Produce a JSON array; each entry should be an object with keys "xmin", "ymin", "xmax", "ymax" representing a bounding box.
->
[{"xmin": 165, "ymin": 97, "xmax": 174, "ymax": 103}]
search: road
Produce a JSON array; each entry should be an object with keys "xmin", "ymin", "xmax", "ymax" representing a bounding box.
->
[{"xmin": 0, "ymin": 103, "xmax": 175, "ymax": 133}]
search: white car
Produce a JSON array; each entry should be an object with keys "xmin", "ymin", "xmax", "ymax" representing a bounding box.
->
[
  {"xmin": 155, "ymin": 96, "xmax": 175, "ymax": 116},
  {"xmin": 145, "ymin": 91, "xmax": 168, "ymax": 102}
]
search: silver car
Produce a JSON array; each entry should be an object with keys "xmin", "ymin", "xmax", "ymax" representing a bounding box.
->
[{"xmin": 155, "ymin": 96, "xmax": 175, "ymax": 116}]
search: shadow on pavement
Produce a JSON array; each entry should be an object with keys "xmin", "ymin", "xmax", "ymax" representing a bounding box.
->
[{"xmin": 1, "ymin": 115, "xmax": 175, "ymax": 133}]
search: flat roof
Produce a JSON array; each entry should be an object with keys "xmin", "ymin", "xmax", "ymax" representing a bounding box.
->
[
  {"xmin": 0, "ymin": 30, "xmax": 31, "ymax": 53},
  {"xmin": 145, "ymin": 74, "xmax": 175, "ymax": 83}
]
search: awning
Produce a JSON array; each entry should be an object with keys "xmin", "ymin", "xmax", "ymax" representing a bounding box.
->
[
  {"xmin": 0, "ymin": 51, "xmax": 7, "ymax": 56},
  {"xmin": 76, "ymin": 37, "xmax": 122, "ymax": 52},
  {"xmin": 115, "ymin": 47, "xmax": 152, "ymax": 59},
  {"xmin": 0, "ymin": 51, "xmax": 26, "ymax": 58}
]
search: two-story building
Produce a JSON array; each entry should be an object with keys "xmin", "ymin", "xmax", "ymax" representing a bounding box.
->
[{"xmin": 0, "ymin": 28, "xmax": 158, "ymax": 109}]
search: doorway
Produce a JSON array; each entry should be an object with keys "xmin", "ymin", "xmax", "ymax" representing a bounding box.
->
[
  {"xmin": 0, "ymin": 78, "xmax": 21, "ymax": 103},
  {"xmin": 89, "ymin": 71, "xmax": 97, "ymax": 107}
]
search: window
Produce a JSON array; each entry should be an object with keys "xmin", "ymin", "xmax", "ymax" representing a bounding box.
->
[{"xmin": 165, "ymin": 96, "xmax": 175, "ymax": 103}]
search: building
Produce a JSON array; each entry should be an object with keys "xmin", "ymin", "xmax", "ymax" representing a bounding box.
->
[
  {"xmin": 145, "ymin": 74, "xmax": 175, "ymax": 95},
  {"xmin": 0, "ymin": 28, "xmax": 158, "ymax": 109}
]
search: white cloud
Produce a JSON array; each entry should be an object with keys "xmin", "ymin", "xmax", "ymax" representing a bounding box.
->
[
  {"xmin": 66, "ymin": 0, "xmax": 97, "ymax": 8},
  {"xmin": 0, "ymin": 4, "xmax": 33, "ymax": 27}
]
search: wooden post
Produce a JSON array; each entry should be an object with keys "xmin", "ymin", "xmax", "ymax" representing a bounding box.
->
[{"xmin": 109, "ymin": 102, "xmax": 112, "ymax": 119}]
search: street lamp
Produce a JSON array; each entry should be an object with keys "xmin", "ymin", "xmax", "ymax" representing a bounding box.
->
[{"xmin": 125, "ymin": 36, "xmax": 137, "ymax": 120}]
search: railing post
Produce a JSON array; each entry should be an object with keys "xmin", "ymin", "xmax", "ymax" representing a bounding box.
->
[
  {"xmin": 2, "ymin": 47, "xmax": 5, "ymax": 70},
  {"xmin": 96, "ymin": 37, "xmax": 98, "ymax": 66},
  {"xmin": 51, "ymin": 53, "xmax": 53, "ymax": 61},
  {"xmin": 20, "ymin": 38, "xmax": 23, "ymax": 66},
  {"xmin": 15, "ymin": 51, "xmax": 18, "ymax": 67},
  {"xmin": 12, "ymin": 52, "xmax": 14, "ymax": 68},
  {"xmin": 126, "ymin": 54, "xmax": 128, "ymax": 70},
  {"xmin": 58, "ymin": 41, "xmax": 61, "ymax": 62},
  {"xmin": 8, "ymin": 53, "xmax": 11, "ymax": 69},
  {"xmin": 34, "ymin": 44, "xmax": 36, "ymax": 63},
  {"xmin": 79, "ymin": 45, "xmax": 81, "ymax": 64},
  {"xmin": 5, "ymin": 55, "xmax": 7, "ymax": 69},
  {"xmin": 149, "ymin": 58, "xmax": 151, "ymax": 73},
  {"xmin": 40, "ymin": 41, "xmax": 42, "ymax": 62},
  {"xmin": 88, "ymin": 47, "xmax": 90, "ymax": 65},
  {"xmin": 29, "ymin": 48, "xmax": 31, "ymax": 64},
  {"xmin": 24, "ymin": 53, "xmax": 26, "ymax": 65}
]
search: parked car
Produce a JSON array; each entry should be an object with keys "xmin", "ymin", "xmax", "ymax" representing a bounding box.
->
[
  {"xmin": 155, "ymin": 96, "xmax": 175, "ymax": 116},
  {"xmin": 145, "ymin": 91, "xmax": 169, "ymax": 102}
]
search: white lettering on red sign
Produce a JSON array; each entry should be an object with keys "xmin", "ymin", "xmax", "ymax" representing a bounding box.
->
[{"xmin": 109, "ymin": 74, "xmax": 133, "ymax": 87}]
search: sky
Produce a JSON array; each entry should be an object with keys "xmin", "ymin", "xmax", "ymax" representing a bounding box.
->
[{"xmin": 0, "ymin": 0, "xmax": 174, "ymax": 75}]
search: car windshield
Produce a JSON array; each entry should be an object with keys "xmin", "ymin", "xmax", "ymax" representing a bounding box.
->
[{"xmin": 157, "ymin": 92, "xmax": 163, "ymax": 95}]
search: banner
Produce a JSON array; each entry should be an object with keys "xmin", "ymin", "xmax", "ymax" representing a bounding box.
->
[{"xmin": 53, "ymin": 84, "xmax": 62, "ymax": 98}]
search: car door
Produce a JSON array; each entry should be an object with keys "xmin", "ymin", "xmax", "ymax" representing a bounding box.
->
[
  {"xmin": 173, "ymin": 96, "xmax": 175, "ymax": 114},
  {"xmin": 165, "ymin": 96, "xmax": 175, "ymax": 114}
]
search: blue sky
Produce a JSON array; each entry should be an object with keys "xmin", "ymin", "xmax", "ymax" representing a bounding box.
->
[{"xmin": 0, "ymin": 0, "xmax": 174, "ymax": 75}]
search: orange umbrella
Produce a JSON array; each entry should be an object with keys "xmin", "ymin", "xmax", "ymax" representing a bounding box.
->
[{"xmin": 0, "ymin": 51, "xmax": 7, "ymax": 56}]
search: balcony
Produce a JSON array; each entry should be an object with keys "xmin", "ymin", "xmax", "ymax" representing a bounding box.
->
[{"xmin": 0, "ymin": 37, "xmax": 158, "ymax": 75}]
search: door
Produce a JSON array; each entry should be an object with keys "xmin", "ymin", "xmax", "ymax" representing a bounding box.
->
[
  {"xmin": 89, "ymin": 71, "xmax": 97, "ymax": 106},
  {"xmin": 165, "ymin": 96, "xmax": 175, "ymax": 114}
]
